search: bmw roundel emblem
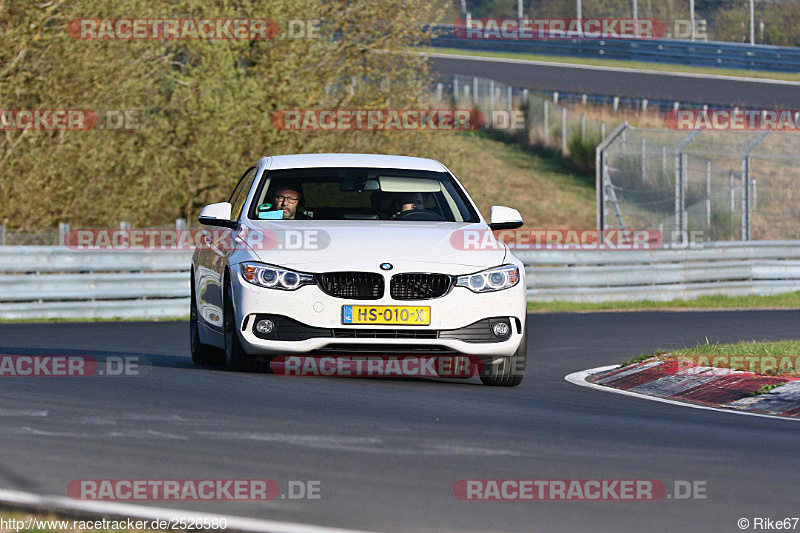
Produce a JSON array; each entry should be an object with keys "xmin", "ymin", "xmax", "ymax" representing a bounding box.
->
[{"xmin": 380, "ymin": 263, "xmax": 393, "ymax": 271}]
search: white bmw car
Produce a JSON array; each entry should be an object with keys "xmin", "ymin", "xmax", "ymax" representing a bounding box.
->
[{"xmin": 190, "ymin": 153, "xmax": 528, "ymax": 386}]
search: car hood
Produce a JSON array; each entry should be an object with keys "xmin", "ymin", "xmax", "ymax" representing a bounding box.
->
[{"xmin": 241, "ymin": 220, "xmax": 507, "ymax": 273}]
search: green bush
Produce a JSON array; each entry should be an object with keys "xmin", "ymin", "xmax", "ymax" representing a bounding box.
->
[
  {"xmin": 567, "ymin": 131, "xmax": 601, "ymax": 174},
  {"xmin": 0, "ymin": 0, "xmax": 445, "ymax": 228}
]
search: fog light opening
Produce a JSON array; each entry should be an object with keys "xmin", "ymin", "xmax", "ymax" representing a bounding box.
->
[
  {"xmin": 492, "ymin": 322, "xmax": 510, "ymax": 338},
  {"xmin": 256, "ymin": 319, "xmax": 275, "ymax": 334}
]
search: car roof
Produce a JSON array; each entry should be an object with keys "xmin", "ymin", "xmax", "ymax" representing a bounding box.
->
[{"xmin": 265, "ymin": 153, "xmax": 447, "ymax": 172}]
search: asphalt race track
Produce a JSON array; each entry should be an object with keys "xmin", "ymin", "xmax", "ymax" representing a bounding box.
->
[
  {"xmin": 429, "ymin": 54, "xmax": 800, "ymax": 109},
  {"xmin": 1, "ymin": 311, "xmax": 799, "ymax": 532}
]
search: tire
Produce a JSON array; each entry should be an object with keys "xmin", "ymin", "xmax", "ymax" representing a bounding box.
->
[
  {"xmin": 224, "ymin": 280, "xmax": 270, "ymax": 372},
  {"xmin": 190, "ymin": 275, "xmax": 224, "ymax": 366},
  {"xmin": 480, "ymin": 322, "xmax": 527, "ymax": 387}
]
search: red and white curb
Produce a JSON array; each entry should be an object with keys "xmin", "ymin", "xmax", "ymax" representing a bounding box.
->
[
  {"xmin": 566, "ymin": 361, "xmax": 800, "ymax": 422},
  {"xmin": 0, "ymin": 488, "xmax": 376, "ymax": 533}
]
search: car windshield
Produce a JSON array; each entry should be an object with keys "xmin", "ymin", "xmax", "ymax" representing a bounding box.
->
[{"xmin": 247, "ymin": 167, "xmax": 480, "ymax": 222}]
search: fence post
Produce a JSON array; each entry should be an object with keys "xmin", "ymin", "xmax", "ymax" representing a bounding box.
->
[
  {"xmin": 595, "ymin": 122, "xmax": 629, "ymax": 245},
  {"xmin": 580, "ymin": 114, "xmax": 586, "ymax": 140},
  {"xmin": 752, "ymin": 179, "xmax": 757, "ymax": 211},
  {"xmin": 58, "ymin": 222, "xmax": 70, "ymax": 246},
  {"xmin": 600, "ymin": 121, "xmax": 606, "ymax": 140},
  {"xmin": 176, "ymin": 218, "xmax": 187, "ymax": 230},
  {"xmin": 661, "ymin": 145, "xmax": 667, "ymax": 174},
  {"xmin": 674, "ymin": 153, "xmax": 681, "ymax": 239},
  {"xmin": 489, "ymin": 79, "xmax": 495, "ymax": 127},
  {"xmin": 472, "ymin": 76, "xmax": 478, "ymax": 106},
  {"xmin": 0, "ymin": 224, "xmax": 5, "ymax": 246},
  {"xmin": 553, "ymin": 91, "xmax": 559, "ymax": 105},
  {"xmin": 436, "ymin": 83, "xmax": 443, "ymax": 101},
  {"xmin": 581, "ymin": 94, "xmax": 587, "ymax": 106},
  {"xmin": 742, "ymin": 156, "xmax": 749, "ymax": 240},
  {"xmin": 120, "ymin": 221, "xmax": 131, "ymax": 231},
  {"xmin": 464, "ymin": 84, "xmax": 470, "ymax": 99},
  {"xmin": 674, "ymin": 130, "xmax": 702, "ymax": 244},
  {"xmin": 543, "ymin": 100, "xmax": 549, "ymax": 145},
  {"xmin": 729, "ymin": 170, "xmax": 735, "ymax": 215},
  {"xmin": 641, "ymin": 98, "xmax": 648, "ymax": 115},
  {"xmin": 612, "ymin": 96, "xmax": 619, "ymax": 113},
  {"xmin": 506, "ymin": 85, "xmax": 513, "ymax": 130},
  {"xmin": 705, "ymin": 160, "xmax": 711, "ymax": 236},
  {"xmin": 640, "ymin": 137, "xmax": 646, "ymax": 183},
  {"xmin": 561, "ymin": 106, "xmax": 567, "ymax": 155},
  {"xmin": 453, "ymin": 76, "xmax": 459, "ymax": 105},
  {"xmin": 741, "ymin": 131, "xmax": 770, "ymax": 241}
]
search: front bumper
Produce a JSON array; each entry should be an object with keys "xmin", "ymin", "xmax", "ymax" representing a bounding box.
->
[{"xmin": 231, "ymin": 267, "xmax": 527, "ymax": 357}]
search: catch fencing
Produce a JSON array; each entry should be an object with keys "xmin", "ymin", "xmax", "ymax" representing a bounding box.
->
[
  {"xmin": 2, "ymin": 243, "xmax": 800, "ymax": 319},
  {"xmin": 597, "ymin": 123, "xmax": 800, "ymax": 242},
  {"xmin": 436, "ymin": 74, "xmax": 611, "ymax": 155}
]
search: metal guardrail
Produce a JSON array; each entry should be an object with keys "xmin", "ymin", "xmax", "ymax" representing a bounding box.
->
[
  {"xmin": 428, "ymin": 25, "xmax": 800, "ymax": 72},
  {"xmin": 516, "ymin": 240, "xmax": 800, "ymax": 302},
  {"xmin": 0, "ymin": 247, "xmax": 193, "ymax": 320},
  {"xmin": 1, "ymin": 242, "xmax": 800, "ymax": 318}
]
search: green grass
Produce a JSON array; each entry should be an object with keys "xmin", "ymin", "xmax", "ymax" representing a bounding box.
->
[
  {"xmin": 527, "ymin": 291, "xmax": 800, "ymax": 313},
  {"xmin": 669, "ymin": 339, "xmax": 800, "ymax": 358},
  {"xmin": 418, "ymin": 46, "xmax": 800, "ymax": 83},
  {"xmin": 621, "ymin": 339, "xmax": 800, "ymax": 376},
  {"xmin": 754, "ymin": 382, "xmax": 787, "ymax": 395}
]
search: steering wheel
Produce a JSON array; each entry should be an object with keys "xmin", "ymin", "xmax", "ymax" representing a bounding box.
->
[{"xmin": 393, "ymin": 209, "xmax": 446, "ymax": 221}]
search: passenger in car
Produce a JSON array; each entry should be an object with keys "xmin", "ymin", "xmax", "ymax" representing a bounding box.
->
[{"xmin": 391, "ymin": 192, "xmax": 424, "ymax": 218}]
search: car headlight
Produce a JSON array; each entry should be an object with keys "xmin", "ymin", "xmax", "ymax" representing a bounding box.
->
[
  {"xmin": 456, "ymin": 265, "xmax": 519, "ymax": 293},
  {"xmin": 240, "ymin": 262, "xmax": 314, "ymax": 291}
]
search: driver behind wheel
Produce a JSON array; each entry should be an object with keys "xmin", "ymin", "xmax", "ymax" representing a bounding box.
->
[{"xmin": 391, "ymin": 192, "xmax": 424, "ymax": 219}]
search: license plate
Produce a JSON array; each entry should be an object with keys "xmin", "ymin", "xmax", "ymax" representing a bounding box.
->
[{"xmin": 342, "ymin": 305, "xmax": 430, "ymax": 325}]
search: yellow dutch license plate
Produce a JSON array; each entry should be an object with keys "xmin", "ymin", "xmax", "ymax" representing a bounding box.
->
[{"xmin": 342, "ymin": 305, "xmax": 430, "ymax": 325}]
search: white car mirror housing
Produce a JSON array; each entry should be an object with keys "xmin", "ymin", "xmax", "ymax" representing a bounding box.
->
[
  {"xmin": 489, "ymin": 206, "xmax": 524, "ymax": 231},
  {"xmin": 198, "ymin": 202, "xmax": 238, "ymax": 229}
]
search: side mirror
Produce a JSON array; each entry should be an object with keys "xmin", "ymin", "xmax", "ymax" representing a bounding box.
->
[
  {"xmin": 489, "ymin": 206, "xmax": 524, "ymax": 231},
  {"xmin": 198, "ymin": 202, "xmax": 238, "ymax": 229}
]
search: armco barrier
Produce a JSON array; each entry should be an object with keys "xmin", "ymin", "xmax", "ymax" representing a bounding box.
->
[
  {"xmin": 516, "ymin": 240, "xmax": 800, "ymax": 302},
  {"xmin": 428, "ymin": 25, "xmax": 800, "ymax": 73},
  {"xmin": 0, "ymin": 247, "xmax": 193, "ymax": 320},
  {"xmin": 1, "ymin": 242, "xmax": 800, "ymax": 318}
]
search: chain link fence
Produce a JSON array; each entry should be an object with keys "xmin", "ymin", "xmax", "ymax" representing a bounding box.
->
[
  {"xmin": 599, "ymin": 125, "xmax": 800, "ymax": 241},
  {"xmin": 436, "ymin": 74, "xmax": 611, "ymax": 157}
]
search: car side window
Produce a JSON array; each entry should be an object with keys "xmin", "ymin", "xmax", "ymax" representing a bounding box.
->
[{"xmin": 229, "ymin": 167, "xmax": 257, "ymax": 221}]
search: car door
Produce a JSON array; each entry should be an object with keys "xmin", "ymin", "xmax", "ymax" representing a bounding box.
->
[{"xmin": 198, "ymin": 166, "xmax": 258, "ymax": 332}]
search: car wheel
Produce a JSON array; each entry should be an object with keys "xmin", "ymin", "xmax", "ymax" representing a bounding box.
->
[
  {"xmin": 480, "ymin": 323, "xmax": 527, "ymax": 387},
  {"xmin": 224, "ymin": 280, "xmax": 270, "ymax": 372},
  {"xmin": 190, "ymin": 275, "xmax": 224, "ymax": 366}
]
